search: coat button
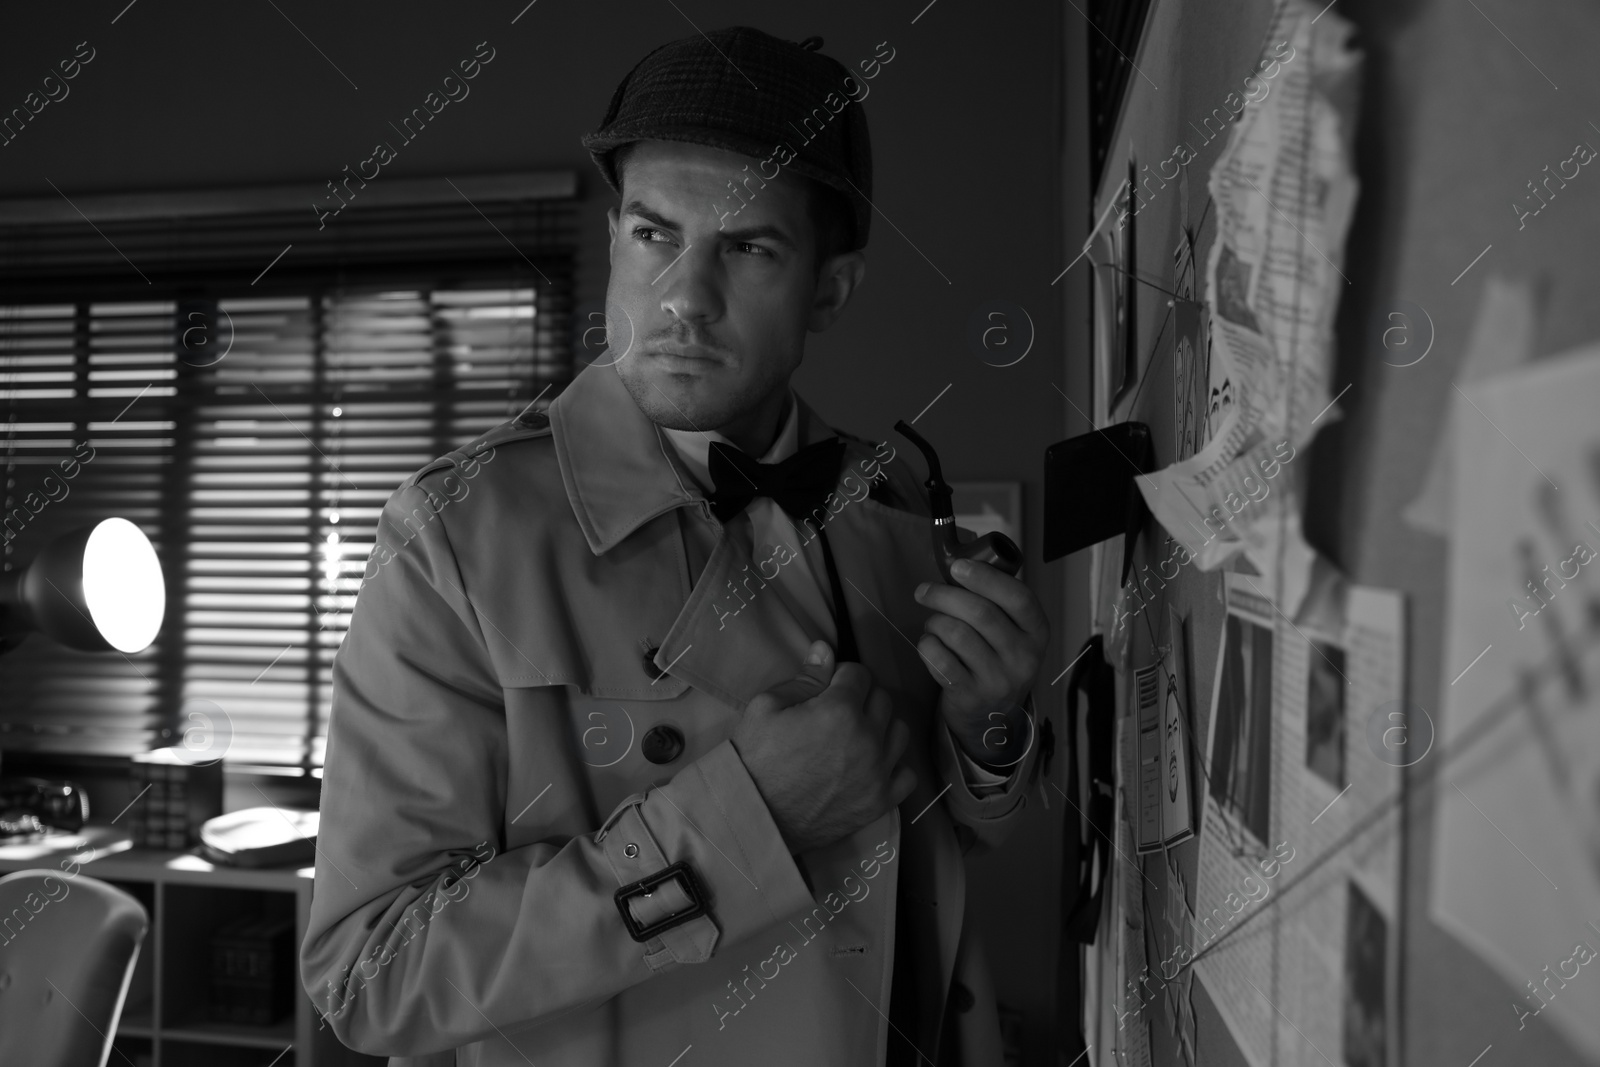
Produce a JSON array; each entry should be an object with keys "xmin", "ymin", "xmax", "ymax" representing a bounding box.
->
[
  {"xmin": 642, "ymin": 646, "xmax": 664, "ymax": 680},
  {"xmin": 641, "ymin": 724, "xmax": 685, "ymax": 764}
]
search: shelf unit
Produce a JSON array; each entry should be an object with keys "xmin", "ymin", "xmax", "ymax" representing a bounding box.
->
[{"xmin": 0, "ymin": 827, "xmax": 381, "ymax": 1067}]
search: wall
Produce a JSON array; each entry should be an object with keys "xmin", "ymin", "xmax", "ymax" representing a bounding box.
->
[{"xmin": 0, "ymin": 2, "xmax": 1080, "ymax": 1062}]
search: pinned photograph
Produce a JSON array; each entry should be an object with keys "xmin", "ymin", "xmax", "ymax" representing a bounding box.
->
[
  {"xmin": 1342, "ymin": 880, "xmax": 1388, "ymax": 1067},
  {"xmin": 1209, "ymin": 609, "xmax": 1274, "ymax": 846},
  {"xmin": 1305, "ymin": 641, "xmax": 1347, "ymax": 789}
]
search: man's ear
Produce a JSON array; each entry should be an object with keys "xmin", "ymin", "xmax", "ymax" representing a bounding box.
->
[
  {"xmin": 606, "ymin": 206, "xmax": 619, "ymax": 266},
  {"xmin": 807, "ymin": 250, "xmax": 867, "ymax": 333}
]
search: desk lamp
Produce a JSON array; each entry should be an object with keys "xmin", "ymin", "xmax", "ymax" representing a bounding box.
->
[
  {"xmin": 0, "ymin": 517, "xmax": 164, "ymax": 823},
  {"xmin": 0, "ymin": 518, "xmax": 165, "ymax": 656}
]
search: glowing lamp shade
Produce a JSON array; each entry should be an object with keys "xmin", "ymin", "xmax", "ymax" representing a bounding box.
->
[
  {"xmin": 1, "ymin": 518, "xmax": 166, "ymax": 655},
  {"xmin": 81, "ymin": 518, "xmax": 166, "ymax": 652}
]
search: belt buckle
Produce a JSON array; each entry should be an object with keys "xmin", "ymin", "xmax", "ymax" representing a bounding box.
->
[{"xmin": 613, "ymin": 860, "xmax": 709, "ymax": 943}]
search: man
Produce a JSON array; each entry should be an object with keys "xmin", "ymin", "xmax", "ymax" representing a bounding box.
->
[{"xmin": 301, "ymin": 26, "xmax": 1049, "ymax": 1067}]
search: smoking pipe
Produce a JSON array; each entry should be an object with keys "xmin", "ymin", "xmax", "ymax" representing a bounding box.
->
[{"xmin": 893, "ymin": 420, "xmax": 1023, "ymax": 583}]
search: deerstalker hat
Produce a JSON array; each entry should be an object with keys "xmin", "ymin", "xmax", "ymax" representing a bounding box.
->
[{"xmin": 580, "ymin": 26, "xmax": 873, "ymax": 250}]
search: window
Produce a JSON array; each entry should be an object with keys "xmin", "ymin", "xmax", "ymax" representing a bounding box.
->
[{"xmin": 0, "ymin": 175, "xmax": 575, "ymax": 771}]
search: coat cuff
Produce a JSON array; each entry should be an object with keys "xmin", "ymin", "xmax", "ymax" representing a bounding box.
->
[
  {"xmin": 935, "ymin": 696, "xmax": 1038, "ymax": 845},
  {"xmin": 637, "ymin": 739, "xmax": 817, "ymax": 948},
  {"xmin": 952, "ymin": 744, "xmax": 1013, "ymax": 797}
]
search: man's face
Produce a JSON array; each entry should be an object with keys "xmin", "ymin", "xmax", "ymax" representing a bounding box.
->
[{"xmin": 604, "ymin": 139, "xmax": 858, "ymax": 438}]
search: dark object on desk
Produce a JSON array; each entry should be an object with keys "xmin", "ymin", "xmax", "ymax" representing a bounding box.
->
[
  {"xmin": 0, "ymin": 777, "xmax": 89, "ymax": 834},
  {"xmin": 199, "ymin": 806, "xmax": 319, "ymax": 868},
  {"xmin": 892, "ymin": 420, "xmax": 1023, "ymax": 581},
  {"xmin": 209, "ymin": 913, "xmax": 295, "ymax": 1025},
  {"xmin": 0, "ymin": 868, "xmax": 149, "ymax": 1067},
  {"xmin": 128, "ymin": 747, "xmax": 223, "ymax": 850},
  {"xmin": 1042, "ymin": 421, "xmax": 1154, "ymax": 586}
]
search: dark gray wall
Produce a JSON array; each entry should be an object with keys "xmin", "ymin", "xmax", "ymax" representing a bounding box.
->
[{"xmin": 0, "ymin": 2, "xmax": 1085, "ymax": 1062}]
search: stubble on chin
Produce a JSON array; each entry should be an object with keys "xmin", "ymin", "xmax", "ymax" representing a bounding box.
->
[{"xmin": 616, "ymin": 361, "xmax": 732, "ymax": 432}]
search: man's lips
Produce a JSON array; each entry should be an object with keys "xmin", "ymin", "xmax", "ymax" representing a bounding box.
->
[{"xmin": 647, "ymin": 346, "xmax": 724, "ymax": 364}]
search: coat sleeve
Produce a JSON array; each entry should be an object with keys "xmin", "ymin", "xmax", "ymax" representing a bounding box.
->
[
  {"xmin": 933, "ymin": 694, "xmax": 1042, "ymax": 855},
  {"xmin": 299, "ymin": 482, "xmax": 817, "ymax": 1058}
]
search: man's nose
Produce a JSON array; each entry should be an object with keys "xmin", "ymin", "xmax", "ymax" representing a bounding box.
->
[{"xmin": 657, "ymin": 247, "xmax": 724, "ymax": 326}]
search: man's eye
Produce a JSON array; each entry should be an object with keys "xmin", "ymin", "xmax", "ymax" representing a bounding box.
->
[
  {"xmin": 632, "ymin": 226, "xmax": 672, "ymax": 244},
  {"xmin": 735, "ymin": 242, "xmax": 770, "ymax": 257}
]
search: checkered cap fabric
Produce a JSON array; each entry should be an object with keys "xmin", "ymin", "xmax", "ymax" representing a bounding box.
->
[{"xmin": 580, "ymin": 26, "xmax": 873, "ymax": 250}]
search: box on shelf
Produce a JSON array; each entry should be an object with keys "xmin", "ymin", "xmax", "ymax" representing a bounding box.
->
[{"xmin": 127, "ymin": 748, "xmax": 223, "ymax": 850}]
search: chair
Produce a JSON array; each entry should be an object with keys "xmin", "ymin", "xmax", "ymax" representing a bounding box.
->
[{"xmin": 0, "ymin": 868, "xmax": 149, "ymax": 1067}]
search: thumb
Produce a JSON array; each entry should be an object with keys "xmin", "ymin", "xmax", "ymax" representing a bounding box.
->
[
  {"xmin": 757, "ymin": 640, "xmax": 836, "ymax": 709},
  {"xmin": 795, "ymin": 639, "xmax": 835, "ymax": 689}
]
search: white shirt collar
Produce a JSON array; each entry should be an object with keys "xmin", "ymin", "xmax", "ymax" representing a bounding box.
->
[{"xmin": 658, "ymin": 390, "xmax": 801, "ymax": 491}]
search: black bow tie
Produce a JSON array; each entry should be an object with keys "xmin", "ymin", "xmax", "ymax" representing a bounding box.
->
[{"xmin": 706, "ymin": 437, "xmax": 846, "ymax": 524}]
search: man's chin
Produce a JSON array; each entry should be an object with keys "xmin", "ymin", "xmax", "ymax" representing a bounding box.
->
[{"xmin": 617, "ymin": 363, "xmax": 738, "ymax": 431}]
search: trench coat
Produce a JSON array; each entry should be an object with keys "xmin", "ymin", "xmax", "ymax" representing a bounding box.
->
[{"xmin": 299, "ymin": 359, "xmax": 1042, "ymax": 1066}]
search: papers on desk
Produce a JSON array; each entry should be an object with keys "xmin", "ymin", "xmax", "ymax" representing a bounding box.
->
[
  {"xmin": 1430, "ymin": 342, "xmax": 1600, "ymax": 1060},
  {"xmin": 0, "ymin": 823, "xmax": 132, "ymax": 863},
  {"xmin": 1135, "ymin": 0, "xmax": 1362, "ymax": 619}
]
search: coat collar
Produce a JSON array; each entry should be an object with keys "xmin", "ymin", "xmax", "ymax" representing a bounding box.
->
[{"xmin": 547, "ymin": 360, "xmax": 836, "ymax": 555}]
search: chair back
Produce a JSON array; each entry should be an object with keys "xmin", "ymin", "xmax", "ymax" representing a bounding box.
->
[{"xmin": 0, "ymin": 867, "xmax": 149, "ymax": 1067}]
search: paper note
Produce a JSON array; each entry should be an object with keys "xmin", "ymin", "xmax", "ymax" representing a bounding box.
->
[
  {"xmin": 1116, "ymin": 713, "xmax": 1155, "ymax": 1067},
  {"xmin": 1135, "ymin": 615, "xmax": 1197, "ymax": 854},
  {"xmin": 1135, "ymin": 664, "xmax": 1165, "ymax": 850},
  {"xmin": 1402, "ymin": 275, "xmax": 1537, "ymax": 537},
  {"xmin": 1431, "ymin": 343, "xmax": 1600, "ymax": 1060},
  {"xmin": 1193, "ymin": 571, "xmax": 1404, "ymax": 1067},
  {"xmin": 1135, "ymin": 0, "xmax": 1362, "ymax": 619},
  {"xmin": 1159, "ymin": 851, "xmax": 1199, "ymax": 1066},
  {"xmin": 1163, "ymin": 607, "xmax": 1197, "ymax": 851}
]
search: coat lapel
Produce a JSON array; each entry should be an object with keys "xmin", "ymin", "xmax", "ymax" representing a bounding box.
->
[{"xmin": 655, "ymin": 509, "xmax": 819, "ymax": 710}]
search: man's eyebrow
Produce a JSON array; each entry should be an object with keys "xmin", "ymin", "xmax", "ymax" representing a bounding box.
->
[
  {"xmin": 622, "ymin": 198, "xmax": 799, "ymax": 251},
  {"xmin": 717, "ymin": 222, "xmax": 798, "ymax": 251},
  {"xmin": 622, "ymin": 200, "xmax": 679, "ymax": 231}
]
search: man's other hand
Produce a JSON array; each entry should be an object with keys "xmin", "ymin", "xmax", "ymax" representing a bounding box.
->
[{"xmin": 913, "ymin": 559, "xmax": 1049, "ymax": 770}]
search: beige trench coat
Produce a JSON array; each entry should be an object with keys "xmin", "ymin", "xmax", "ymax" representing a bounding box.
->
[{"xmin": 300, "ymin": 361, "xmax": 1041, "ymax": 1066}]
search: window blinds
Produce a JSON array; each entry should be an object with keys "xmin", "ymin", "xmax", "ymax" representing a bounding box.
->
[{"xmin": 0, "ymin": 174, "xmax": 575, "ymax": 771}]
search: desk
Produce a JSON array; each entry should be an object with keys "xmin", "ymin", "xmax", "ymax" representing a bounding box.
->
[{"xmin": 0, "ymin": 825, "xmax": 374, "ymax": 1067}]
